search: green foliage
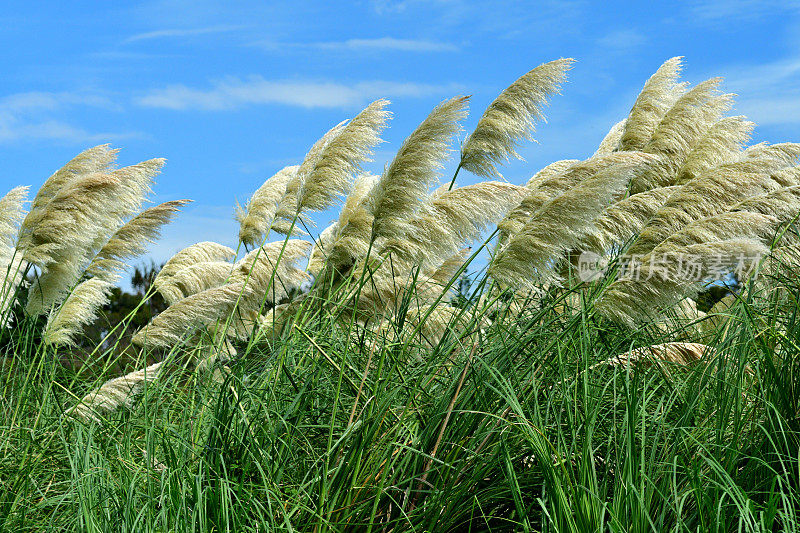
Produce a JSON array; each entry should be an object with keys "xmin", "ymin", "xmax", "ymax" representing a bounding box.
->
[{"xmin": 2, "ymin": 270, "xmax": 800, "ymax": 532}]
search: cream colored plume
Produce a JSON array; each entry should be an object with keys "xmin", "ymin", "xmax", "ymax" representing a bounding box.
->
[
  {"xmin": 430, "ymin": 248, "xmax": 470, "ymax": 285},
  {"xmin": 654, "ymin": 211, "xmax": 779, "ymax": 250},
  {"xmin": 619, "ymin": 57, "xmax": 685, "ymax": 152},
  {"xmin": 368, "ymin": 96, "xmax": 469, "ymax": 242},
  {"xmin": 383, "ymin": 181, "xmax": 527, "ymax": 269},
  {"xmin": 0, "ymin": 255, "xmax": 25, "ymax": 327},
  {"xmin": 593, "ymin": 120, "xmax": 627, "ymax": 156},
  {"xmin": 88, "ymin": 159, "xmax": 166, "ymax": 256},
  {"xmin": 322, "ymin": 174, "xmax": 379, "ymax": 276},
  {"xmin": 87, "ymin": 200, "xmax": 191, "ymax": 281},
  {"xmin": 631, "ymin": 79, "xmax": 734, "ymax": 192},
  {"xmin": 742, "ymin": 142, "xmax": 800, "ymax": 168},
  {"xmin": 525, "ymin": 159, "xmax": 580, "ymax": 188},
  {"xmin": 22, "ymin": 173, "xmax": 122, "ymax": 315},
  {"xmin": 236, "ymin": 165, "xmax": 298, "ymax": 247},
  {"xmin": 0, "ymin": 186, "xmax": 29, "ymax": 250},
  {"xmin": 43, "ymin": 277, "xmax": 114, "ymax": 346},
  {"xmin": 600, "ymin": 342, "xmax": 714, "ymax": 369},
  {"xmin": 274, "ymin": 121, "xmax": 347, "ymax": 233},
  {"xmin": 232, "ymin": 240, "xmax": 312, "ymax": 307},
  {"xmin": 730, "ymin": 185, "xmax": 800, "ymax": 221},
  {"xmin": 297, "ymin": 99, "xmax": 390, "ymax": 212},
  {"xmin": 348, "ymin": 264, "xmax": 446, "ymax": 320},
  {"xmin": 20, "ymin": 144, "xmax": 118, "ymax": 243},
  {"xmin": 307, "ymin": 222, "xmax": 338, "ymax": 277},
  {"xmin": 132, "ymin": 282, "xmax": 248, "ymax": 348},
  {"xmin": 275, "ymin": 99, "xmax": 391, "ymax": 234},
  {"xmin": 157, "ymin": 261, "xmax": 235, "ymax": 305},
  {"xmin": 19, "ymin": 172, "xmax": 120, "ymax": 269},
  {"xmin": 596, "ymin": 239, "xmax": 768, "ymax": 326},
  {"xmin": 581, "ymin": 185, "xmax": 682, "ymax": 254},
  {"xmin": 675, "ymin": 116, "xmax": 753, "ymax": 184},
  {"xmin": 499, "ymin": 152, "xmax": 653, "ymax": 241},
  {"xmin": 0, "ymin": 188, "xmax": 27, "ymax": 320},
  {"xmin": 461, "ymin": 58, "xmax": 574, "ymax": 178},
  {"xmin": 21, "ymin": 158, "xmax": 165, "ymax": 315},
  {"xmin": 69, "ymin": 362, "xmax": 163, "ymax": 422},
  {"xmin": 490, "ymin": 157, "xmax": 648, "ymax": 288},
  {"xmin": 397, "ymin": 304, "xmax": 461, "ymax": 348},
  {"xmin": 153, "ymin": 241, "xmax": 235, "ymax": 296},
  {"xmin": 629, "ymin": 167, "xmax": 771, "ymax": 255}
]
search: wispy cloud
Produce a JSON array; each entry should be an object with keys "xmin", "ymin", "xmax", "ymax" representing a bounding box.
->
[
  {"xmin": 254, "ymin": 37, "xmax": 458, "ymax": 53},
  {"xmin": 0, "ymin": 91, "xmax": 137, "ymax": 143},
  {"xmin": 688, "ymin": 0, "xmax": 800, "ymax": 22},
  {"xmin": 720, "ymin": 56, "xmax": 800, "ymax": 127},
  {"xmin": 596, "ymin": 29, "xmax": 646, "ymax": 50},
  {"xmin": 125, "ymin": 24, "xmax": 244, "ymax": 43},
  {"xmin": 136, "ymin": 76, "xmax": 462, "ymax": 110}
]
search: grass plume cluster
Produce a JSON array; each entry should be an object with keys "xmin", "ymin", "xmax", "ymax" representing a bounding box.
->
[{"xmin": 4, "ymin": 56, "xmax": 800, "ymax": 531}]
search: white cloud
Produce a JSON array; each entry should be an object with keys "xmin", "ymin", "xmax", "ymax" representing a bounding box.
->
[
  {"xmin": 125, "ymin": 25, "xmax": 244, "ymax": 43},
  {"xmin": 596, "ymin": 29, "xmax": 646, "ymax": 50},
  {"xmin": 0, "ymin": 91, "xmax": 136, "ymax": 144},
  {"xmin": 136, "ymin": 77, "xmax": 462, "ymax": 110},
  {"xmin": 720, "ymin": 56, "xmax": 800, "ymax": 127},
  {"xmin": 689, "ymin": 0, "xmax": 800, "ymax": 22},
  {"xmin": 319, "ymin": 37, "xmax": 456, "ymax": 52},
  {"xmin": 250, "ymin": 37, "xmax": 458, "ymax": 53}
]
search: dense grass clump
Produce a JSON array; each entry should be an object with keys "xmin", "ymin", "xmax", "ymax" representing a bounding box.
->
[
  {"xmin": 4, "ymin": 56, "xmax": 800, "ymax": 530},
  {"xmin": 3, "ymin": 275, "xmax": 800, "ymax": 531}
]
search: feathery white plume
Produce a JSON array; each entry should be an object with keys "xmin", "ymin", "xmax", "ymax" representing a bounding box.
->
[
  {"xmin": 87, "ymin": 200, "xmax": 190, "ymax": 281},
  {"xmin": 461, "ymin": 58, "xmax": 574, "ymax": 178},
  {"xmin": 236, "ymin": 166, "xmax": 298, "ymax": 247},
  {"xmin": 132, "ymin": 283, "xmax": 248, "ymax": 348},
  {"xmin": 368, "ymin": 96, "xmax": 469, "ymax": 242},
  {"xmin": 158, "ymin": 261, "xmax": 235, "ymax": 305},
  {"xmin": 69, "ymin": 362, "xmax": 163, "ymax": 422},
  {"xmin": 619, "ymin": 57, "xmax": 686, "ymax": 152},
  {"xmin": 593, "ymin": 119, "xmax": 627, "ymax": 156},
  {"xmin": 491, "ymin": 156, "xmax": 650, "ymax": 287},
  {"xmin": 43, "ymin": 278, "xmax": 114, "ymax": 346},
  {"xmin": 153, "ymin": 241, "xmax": 235, "ymax": 297}
]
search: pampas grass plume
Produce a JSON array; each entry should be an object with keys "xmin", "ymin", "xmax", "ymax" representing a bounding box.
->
[{"xmin": 461, "ymin": 58, "xmax": 575, "ymax": 178}]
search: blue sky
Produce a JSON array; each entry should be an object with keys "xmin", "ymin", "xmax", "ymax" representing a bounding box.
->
[{"xmin": 3, "ymin": 0, "xmax": 800, "ymax": 281}]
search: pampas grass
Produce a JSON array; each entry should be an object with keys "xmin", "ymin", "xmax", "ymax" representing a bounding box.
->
[
  {"xmin": 383, "ymin": 181, "xmax": 526, "ymax": 269},
  {"xmin": 593, "ymin": 120, "xmax": 627, "ymax": 156},
  {"xmin": 461, "ymin": 58, "xmax": 575, "ymax": 178},
  {"xmin": 153, "ymin": 241, "xmax": 236, "ymax": 295},
  {"xmin": 525, "ymin": 159, "xmax": 580, "ymax": 188},
  {"xmin": 619, "ymin": 57, "xmax": 685, "ymax": 151},
  {"xmin": 233, "ymin": 240, "xmax": 312, "ymax": 306},
  {"xmin": 490, "ymin": 155, "xmax": 652, "ymax": 287},
  {"xmin": 631, "ymin": 79, "xmax": 733, "ymax": 192},
  {"xmin": 236, "ymin": 165, "xmax": 298, "ymax": 247},
  {"xmin": 675, "ymin": 116, "xmax": 753, "ymax": 183},
  {"xmin": 274, "ymin": 99, "xmax": 390, "ymax": 234},
  {"xmin": 157, "ymin": 260, "xmax": 235, "ymax": 306},
  {"xmin": 43, "ymin": 277, "xmax": 114, "ymax": 346},
  {"xmin": 69, "ymin": 362, "xmax": 163, "ymax": 422},
  {"xmin": 596, "ymin": 239, "xmax": 768, "ymax": 326},
  {"xmin": 0, "ymin": 186, "xmax": 28, "ymax": 251},
  {"xmin": 132, "ymin": 282, "xmax": 248, "ymax": 348},
  {"xmin": 582, "ymin": 185, "xmax": 682, "ymax": 254},
  {"xmin": 19, "ymin": 144, "xmax": 118, "ymax": 246},
  {"xmin": 629, "ymin": 167, "xmax": 774, "ymax": 255},
  {"xmin": 316, "ymin": 174, "xmax": 379, "ymax": 277},
  {"xmin": 87, "ymin": 199, "xmax": 191, "ymax": 281},
  {"xmin": 498, "ymin": 152, "xmax": 653, "ymax": 241},
  {"xmin": 368, "ymin": 96, "xmax": 469, "ymax": 243},
  {"xmin": 296, "ymin": 99, "xmax": 390, "ymax": 213}
]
